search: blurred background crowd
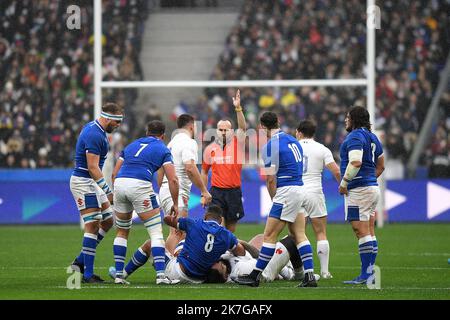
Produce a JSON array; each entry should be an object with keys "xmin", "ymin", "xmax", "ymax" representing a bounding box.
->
[{"xmin": 0, "ymin": 0, "xmax": 448, "ymax": 178}]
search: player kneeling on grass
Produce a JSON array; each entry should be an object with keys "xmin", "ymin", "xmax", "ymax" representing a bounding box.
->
[
  {"xmin": 109, "ymin": 205, "xmax": 245, "ymax": 284},
  {"xmin": 111, "ymin": 120, "xmax": 180, "ymax": 285}
]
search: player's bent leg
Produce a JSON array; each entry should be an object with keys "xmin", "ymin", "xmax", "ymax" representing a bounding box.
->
[
  {"xmin": 261, "ymin": 241, "xmax": 290, "ymax": 282},
  {"xmin": 140, "ymin": 208, "xmax": 169, "ymax": 283},
  {"xmin": 233, "ymin": 218, "xmax": 286, "ymax": 287},
  {"xmin": 110, "ymin": 240, "xmax": 152, "ymax": 281},
  {"xmin": 113, "ymin": 211, "xmax": 132, "ymax": 284},
  {"xmin": 311, "ymin": 216, "xmax": 332, "ymax": 279},
  {"xmin": 166, "ymin": 208, "xmax": 187, "ymax": 255}
]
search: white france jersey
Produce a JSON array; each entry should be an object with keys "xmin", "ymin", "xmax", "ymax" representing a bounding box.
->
[
  {"xmin": 162, "ymin": 132, "xmax": 198, "ymax": 194},
  {"xmin": 299, "ymin": 139, "xmax": 335, "ymax": 194}
]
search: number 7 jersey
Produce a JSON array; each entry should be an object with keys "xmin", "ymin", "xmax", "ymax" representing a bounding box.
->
[
  {"xmin": 339, "ymin": 128, "xmax": 383, "ymax": 190},
  {"xmin": 116, "ymin": 136, "xmax": 173, "ymax": 182}
]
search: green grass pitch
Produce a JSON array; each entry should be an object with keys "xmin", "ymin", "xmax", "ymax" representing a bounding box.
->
[{"xmin": 0, "ymin": 223, "xmax": 449, "ymax": 300}]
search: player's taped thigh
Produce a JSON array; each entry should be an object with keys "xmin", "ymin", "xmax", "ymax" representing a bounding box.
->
[
  {"xmin": 142, "ymin": 213, "xmax": 164, "ymax": 247},
  {"xmin": 115, "ymin": 215, "xmax": 133, "ymax": 230},
  {"xmin": 81, "ymin": 211, "xmax": 102, "ymax": 224},
  {"xmin": 101, "ymin": 205, "xmax": 114, "ymax": 221}
]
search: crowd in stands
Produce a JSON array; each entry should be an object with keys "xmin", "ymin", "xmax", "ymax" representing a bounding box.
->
[
  {"xmin": 185, "ymin": 0, "xmax": 449, "ymax": 177},
  {"xmin": 0, "ymin": 0, "xmax": 148, "ymax": 168},
  {"xmin": 0, "ymin": 0, "xmax": 448, "ymax": 178}
]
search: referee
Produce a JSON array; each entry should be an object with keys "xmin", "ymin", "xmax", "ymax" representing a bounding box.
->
[{"xmin": 201, "ymin": 89, "xmax": 246, "ymax": 232}]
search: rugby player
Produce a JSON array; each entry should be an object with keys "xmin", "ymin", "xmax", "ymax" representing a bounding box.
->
[
  {"xmin": 109, "ymin": 205, "xmax": 245, "ymax": 284},
  {"xmin": 111, "ymin": 120, "xmax": 180, "ymax": 285},
  {"xmin": 232, "ymin": 112, "xmax": 317, "ymax": 287},
  {"xmin": 70, "ymin": 102, "xmax": 123, "ymax": 283},
  {"xmin": 296, "ymin": 120, "xmax": 341, "ymax": 279},
  {"xmin": 339, "ymin": 106, "xmax": 384, "ymax": 284},
  {"xmin": 158, "ymin": 114, "xmax": 212, "ymax": 250}
]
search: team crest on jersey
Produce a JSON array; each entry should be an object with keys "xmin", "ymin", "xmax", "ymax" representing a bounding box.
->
[
  {"xmin": 275, "ymin": 248, "xmax": 283, "ymax": 255},
  {"xmin": 143, "ymin": 199, "xmax": 150, "ymax": 208},
  {"xmin": 77, "ymin": 198, "xmax": 83, "ymax": 206}
]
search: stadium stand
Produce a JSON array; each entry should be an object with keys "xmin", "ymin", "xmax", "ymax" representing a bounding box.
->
[
  {"xmin": 0, "ymin": 0, "xmax": 148, "ymax": 168},
  {"xmin": 0, "ymin": 0, "xmax": 448, "ymax": 178},
  {"xmin": 193, "ymin": 0, "xmax": 449, "ymax": 177}
]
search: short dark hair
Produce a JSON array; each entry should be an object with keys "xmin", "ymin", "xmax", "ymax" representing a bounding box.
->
[
  {"xmin": 146, "ymin": 120, "xmax": 165, "ymax": 137},
  {"xmin": 348, "ymin": 106, "xmax": 371, "ymax": 131},
  {"xmin": 102, "ymin": 102, "xmax": 123, "ymax": 114},
  {"xmin": 297, "ymin": 120, "xmax": 316, "ymax": 138},
  {"xmin": 177, "ymin": 114, "xmax": 194, "ymax": 129},
  {"xmin": 205, "ymin": 205, "xmax": 223, "ymax": 222},
  {"xmin": 260, "ymin": 112, "xmax": 279, "ymax": 130},
  {"xmin": 204, "ymin": 259, "xmax": 231, "ymax": 283}
]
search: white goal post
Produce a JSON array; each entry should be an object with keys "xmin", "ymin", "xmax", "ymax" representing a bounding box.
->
[{"xmin": 93, "ymin": 0, "xmax": 385, "ymax": 227}]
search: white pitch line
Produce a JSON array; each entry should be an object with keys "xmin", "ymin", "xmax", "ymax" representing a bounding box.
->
[
  {"xmin": 333, "ymin": 252, "xmax": 450, "ymax": 256},
  {"xmin": 51, "ymin": 285, "xmax": 450, "ymax": 290}
]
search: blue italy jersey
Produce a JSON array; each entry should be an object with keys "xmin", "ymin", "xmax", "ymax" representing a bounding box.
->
[
  {"xmin": 262, "ymin": 131, "xmax": 304, "ymax": 188},
  {"xmin": 116, "ymin": 136, "xmax": 173, "ymax": 182},
  {"xmin": 177, "ymin": 217, "xmax": 238, "ymax": 279},
  {"xmin": 72, "ymin": 120, "xmax": 109, "ymax": 178},
  {"xmin": 340, "ymin": 128, "xmax": 383, "ymax": 190}
]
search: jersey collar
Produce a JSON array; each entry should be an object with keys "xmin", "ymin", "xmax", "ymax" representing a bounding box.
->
[{"xmin": 94, "ymin": 119, "xmax": 105, "ymax": 133}]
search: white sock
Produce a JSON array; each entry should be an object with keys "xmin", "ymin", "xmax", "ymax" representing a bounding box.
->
[
  {"xmin": 261, "ymin": 242, "xmax": 290, "ymax": 282},
  {"xmin": 317, "ymin": 240, "xmax": 330, "ymax": 274}
]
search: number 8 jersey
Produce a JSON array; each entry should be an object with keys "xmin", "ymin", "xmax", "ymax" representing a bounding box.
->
[
  {"xmin": 177, "ymin": 217, "xmax": 238, "ymax": 279},
  {"xmin": 339, "ymin": 128, "xmax": 383, "ymax": 190}
]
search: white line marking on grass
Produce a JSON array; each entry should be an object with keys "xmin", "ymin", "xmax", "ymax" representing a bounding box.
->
[
  {"xmin": 50, "ymin": 285, "xmax": 450, "ymax": 290},
  {"xmin": 334, "ymin": 252, "xmax": 450, "ymax": 257}
]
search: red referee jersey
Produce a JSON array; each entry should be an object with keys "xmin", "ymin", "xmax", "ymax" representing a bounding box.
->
[{"xmin": 202, "ymin": 136, "xmax": 244, "ymax": 189}]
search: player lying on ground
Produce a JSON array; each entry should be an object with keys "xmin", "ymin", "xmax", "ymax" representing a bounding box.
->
[
  {"xmin": 109, "ymin": 205, "xmax": 246, "ymax": 284},
  {"xmin": 223, "ymin": 234, "xmax": 321, "ymax": 283},
  {"xmin": 111, "ymin": 120, "xmax": 180, "ymax": 285}
]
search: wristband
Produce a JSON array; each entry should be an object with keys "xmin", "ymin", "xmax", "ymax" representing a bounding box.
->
[
  {"xmin": 235, "ymin": 106, "xmax": 243, "ymax": 112},
  {"xmin": 96, "ymin": 177, "xmax": 112, "ymax": 195}
]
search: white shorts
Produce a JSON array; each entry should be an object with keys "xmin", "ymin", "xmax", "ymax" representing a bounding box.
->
[
  {"xmin": 70, "ymin": 176, "xmax": 108, "ymax": 211},
  {"xmin": 269, "ymin": 186, "xmax": 308, "ymax": 223},
  {"xmin": 303, "ymin": 192, "xmax": 327, "ymax": 218},
  {"xmin": 113, "ymin": 178, "xmax": 159, "ymax": 214},
  {"xmin": 165, "ymin": 256, "xmax": 204, "ymax": 284},
  {"xmin": 345, "ymin": 186, "xmax": 380, "ymax": 222},
  {"xmin": 159, "ymin": 184, "xmax": 190, "ymax": 215}
]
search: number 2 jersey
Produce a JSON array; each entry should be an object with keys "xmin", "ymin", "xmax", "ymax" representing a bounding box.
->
[
  {"xmin": 116, "ymin": 136, "xmax": 173, "ymax": 182},
  {"xmin": 339, "ymin": 128, "xmax": 383, "ymax": 190},
  {"xmin": 177, "ymin": 217, "xmax": 238, "ymax": 279}
]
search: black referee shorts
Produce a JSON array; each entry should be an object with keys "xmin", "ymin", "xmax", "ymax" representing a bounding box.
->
[{"xmin": 210, "ymin": 186, "xmax": 245, "ymax": 222}]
